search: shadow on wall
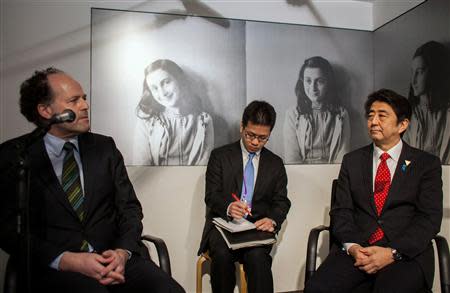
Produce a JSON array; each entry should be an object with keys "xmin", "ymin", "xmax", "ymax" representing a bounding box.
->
[
  {"xmin": 444, "ymin": 207, "xmax": 450, "ymax": 219},
  {"xmin": 334, "ymin": 64, "xmax": 369, "ymax": 151},
  {"xmin": 187, "ymin": 70, "xmax": 239, "ymax": 149},
  {"xmin": 185, "ymin": 172, "xmax": 206, "ymax": 282}
]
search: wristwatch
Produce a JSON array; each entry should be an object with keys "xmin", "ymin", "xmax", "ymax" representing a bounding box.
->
[{"xmin": 391, "ymin": 248, "xmax": 403, "ymax": 261}]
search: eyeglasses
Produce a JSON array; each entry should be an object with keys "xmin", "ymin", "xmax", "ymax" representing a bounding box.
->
[{"xmin": 243, "ymin": 130, "xmax": 270, "ymax": 142}]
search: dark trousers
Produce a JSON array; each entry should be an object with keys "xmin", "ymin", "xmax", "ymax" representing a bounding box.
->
[
  {"xmin": 208, "ymin": 227, "xmax": 273, "ymax": 293},
  {"xmin": 28, "ymin": 254, "xmax": 185, "ymax": 293},
  {"xmin": 304, "ymin": 247, "xmax": 427, "ymax": 293}
]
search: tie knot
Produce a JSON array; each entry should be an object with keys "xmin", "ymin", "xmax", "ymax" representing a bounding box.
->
[
  {"xmin": 248, "ymin": 152, "xmax": 256, "ymax": 160},
  {"xmin": 380, "ymin": 153, "xmax": 390, "ymax": 162},
  {"xmin": 63, "ymin": 142, "xmax": 76, "ymax": 152}
]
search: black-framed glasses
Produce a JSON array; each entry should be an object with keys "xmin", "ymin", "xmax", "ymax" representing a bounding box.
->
[{"xmin": 243, "ymin": 130, "xmax": 270, "ymax": 142}]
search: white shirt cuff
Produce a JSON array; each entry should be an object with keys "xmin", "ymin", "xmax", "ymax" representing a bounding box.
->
[
  {"xmin": 50, "ymin": 253, "xmax": 64, "ymax": 270},
  {"xmin": 343, "ymin": 242, "xmax": 358, "ymax": 254}
]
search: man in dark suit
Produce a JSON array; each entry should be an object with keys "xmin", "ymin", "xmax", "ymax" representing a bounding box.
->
[
  {"xmin": 304, "ymin": 89, "xmax": 443, "ymax": 293},
  {"xmin": 0, "ymin": 68, "xmax": 185, "ymax": 293},
  {"xmin": 198, "ymin": 100, "xmax": 291, "ymax": 293}
]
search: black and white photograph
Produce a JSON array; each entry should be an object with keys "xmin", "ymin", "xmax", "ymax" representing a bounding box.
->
[
  {"xmin": 246, "ymin": 21, "xmax": 373, "ymax": 164},
  {"xmin": 91, "ymin": 8, "xmax": 246, "ymax": 166},
  {"xmin": 282, "ymin": 56, "xmax": 350, "ymax": 164},
  {"xmin": 91, "ymin": 2, "xmax": 450, "ymax": 166},
  {"xmin": 373, "ymin": 0, "xmax": 450, "ymax": 165},
  {"xmin": 403, "ymin": 41, "xmax": 450, "ymax": 165},
  {"xmin": 133, "ymin": 59, "xmax": 214, "ymax": 165}
]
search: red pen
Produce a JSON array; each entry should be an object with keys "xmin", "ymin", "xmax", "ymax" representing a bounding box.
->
[{"xmin": 231, "ymin": 193, "xmax": 252, "ymax": 216}]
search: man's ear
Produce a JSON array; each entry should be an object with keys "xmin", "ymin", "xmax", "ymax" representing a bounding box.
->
[
  {"xmin": 240, "ymin": 122, "xmax": 243, "ymax": 133},
  {"xmin": 398, "ymin": 118, "xmax": 410, "ymax": 135},
  {"xmin": 37, "ymin": 104, "xmax": 53, "ymax": 120}
]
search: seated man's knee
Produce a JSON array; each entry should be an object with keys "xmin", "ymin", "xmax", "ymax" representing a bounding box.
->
[
  {"xmin": 304, "ymin": 279, "xmax": 329, "ymax": 293},
  {"xmin": 243, "ymin": 247, "xmax": 272, "ymax": 268},
  {"xmin": 210, "ymin": 249, "xmax": 234, "ymax": 266}
]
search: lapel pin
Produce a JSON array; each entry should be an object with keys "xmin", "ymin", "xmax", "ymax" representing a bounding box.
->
[{"xmin": 401, "ymin": 160, "xmax": 411, "ymax": 172}]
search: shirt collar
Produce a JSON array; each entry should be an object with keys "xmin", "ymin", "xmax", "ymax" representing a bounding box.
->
[
  {"xmin": 240, "ymin": 139, "xmax": 261, "ymax": 158},
  {"xmin": 373, "ymin": 139, "xmax": 403, "ymax": 163},
  {"xmin": 44, "ymin": 133, "xmax": 80, "ymax": 157}
]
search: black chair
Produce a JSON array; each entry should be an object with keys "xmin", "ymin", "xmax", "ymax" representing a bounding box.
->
[
  {"xmin": 305, "ymin": 179, "xmax": 450, "ymax": 293},
  {"xmin": 4, "ymin": 234, "xmax": 172, "ymax": 293}
]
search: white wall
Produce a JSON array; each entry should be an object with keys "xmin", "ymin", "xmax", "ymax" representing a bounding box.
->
[
  {"xmin": 1, "ymin": 1, "xmax": 449, "ymax": 292},
  {"xmin": 372, "ymin": 0, "xmax": 426, "ymax": 30}
]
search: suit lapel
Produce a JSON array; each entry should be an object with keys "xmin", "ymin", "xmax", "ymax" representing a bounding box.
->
[
  {"xmin": 253, "ymin": 148, "xmax": 266, "ymax": 198},
  {"xmin": 226, "ymin": 141, "xmax": 244, "ymax": 195},
  {"xmin": 381, "ymin": 142, "xmax": 412, "ymax": 214},
  {"xmin": 78, "ymin": 133, "xmax": 94, "ymax": 221},
  {"xmin": 30, "ymin": 139, "xmax": 78, "ymax": 219},
  {"xmin": 362, "ymin": 145, "xmax": 378, "ymax": 216}
]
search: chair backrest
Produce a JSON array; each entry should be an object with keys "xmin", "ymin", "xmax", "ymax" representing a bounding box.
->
[{"xmin": 4, "ymin": 256, "xmax": 17, "ymax": 293}]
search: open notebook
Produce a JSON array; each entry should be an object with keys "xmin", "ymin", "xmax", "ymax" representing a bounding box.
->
[{"xmin": 212, "ymin": 217, "xmax": 256, "ymax": 233}]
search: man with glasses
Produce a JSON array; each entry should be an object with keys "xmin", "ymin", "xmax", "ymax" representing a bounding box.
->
[{"xmin": 198, "ymin": 100, "xmax": 291, "ymax": 293}]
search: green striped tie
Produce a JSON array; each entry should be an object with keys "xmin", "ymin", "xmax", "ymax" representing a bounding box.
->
[{"xmin": 62, "ymin": 142, "xmax": 89, "ymax": 251}]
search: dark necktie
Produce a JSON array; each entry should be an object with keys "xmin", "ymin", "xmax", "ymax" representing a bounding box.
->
[
  {"xmin": 368, "ymin": 152, "xmax": 391, "ymax": 244},
  {"xmin": 62, "ymin": 142, "xmax": 89, "ymax": 251}
]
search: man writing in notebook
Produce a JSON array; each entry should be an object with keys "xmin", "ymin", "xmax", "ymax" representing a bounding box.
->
[
  {"xmin": 304, "ymin": 89, "xmax": 443, "ymax": 292},
  {"xmin": 198, "ymin": 100, "xmax": 291, "ymax": 293}
]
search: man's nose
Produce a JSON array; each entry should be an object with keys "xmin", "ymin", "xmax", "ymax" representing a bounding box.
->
[
  {"xmin": 371, "ymin": 115, "xmax": 380, "ymax": 124},
  {"xmin": 81, "ymin": 98, "xmax": 89, "ymax": 110}
]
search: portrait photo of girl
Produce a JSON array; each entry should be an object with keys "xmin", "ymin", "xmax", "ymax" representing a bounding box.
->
[
  {"xmin": 403, "ymin": 41, "xmax": 450, "ymax": 164},
  {"xmin": 283, "ymin": 56, "xmax": 350, "ymax": 164},
  {"xmin": 133, "ymin": 59, "xmax": 214, "ymax": 165}
]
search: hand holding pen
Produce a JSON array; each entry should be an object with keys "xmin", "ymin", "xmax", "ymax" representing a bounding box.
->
[{"xmin": 229, "ymin": 193, "xmax": 252, "ymax": 219}]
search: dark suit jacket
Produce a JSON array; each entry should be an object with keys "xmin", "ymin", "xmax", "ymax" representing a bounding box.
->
[
  {"xmin": 0, "ymin": 131, "xmax": 144, "ymax": 268},
  {"xmin": 198, "ymin": 141, "xmax": 291, "ymax": 254},
  {"xmin": 330, "ymin": 142, "xmax": 443, "ymax": 287}
]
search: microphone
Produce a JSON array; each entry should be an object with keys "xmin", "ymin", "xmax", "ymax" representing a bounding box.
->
[
  {"xmin": 18, "ymin": 110, "xmax": 77, "ymax": 150},
  {"xmin": 49, "ymin": 109, "xmax": 76, "ymax": 124}
]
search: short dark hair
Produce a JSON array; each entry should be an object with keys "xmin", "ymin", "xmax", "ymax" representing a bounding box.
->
[
  {"xmin": 365, "ymin": 89, "xmax": 412, "ymax": 123},
  {"xmin": 20, "ymin": 67, "xmax": 64, "ymax": 126},
  {"xmin": 242, "ymin": 100, "xmax": 276, "ymax": 130}
]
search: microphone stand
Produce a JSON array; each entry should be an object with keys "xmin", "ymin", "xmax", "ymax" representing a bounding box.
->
[{"xmin": 15, "ymin": 125, "xmax": 51, "ymax": 293}]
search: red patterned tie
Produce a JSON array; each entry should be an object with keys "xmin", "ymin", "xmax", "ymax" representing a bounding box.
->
[{"xmin": 368, "ymin": 152, "xmax": 391, "ymax": 244}]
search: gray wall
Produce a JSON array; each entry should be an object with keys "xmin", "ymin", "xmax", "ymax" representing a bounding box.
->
[{"xmin": 1, "ymin": 1, "xmax": 449, "ymax": 292}]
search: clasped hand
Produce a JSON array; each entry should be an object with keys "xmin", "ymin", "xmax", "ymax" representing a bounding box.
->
[
  {"xmin": 59, "ymin": 248, "xmax": 129, "ymax": 285},
  {"xmin": 348, "ymin": 244, "xmax": 394, "ymax": 274}
]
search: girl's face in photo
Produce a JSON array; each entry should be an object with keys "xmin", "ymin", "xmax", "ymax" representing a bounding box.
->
[
  {"xmin": 411, "ymin": 56, "xmax": 428, "ymax": 97},
  {"xmin": 146, "ymin": 69, "xmax": 181, "ymax": 108},
  {"xmin": 303, "ymin": 67, "xmax": 328, "ymax": 103}
]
